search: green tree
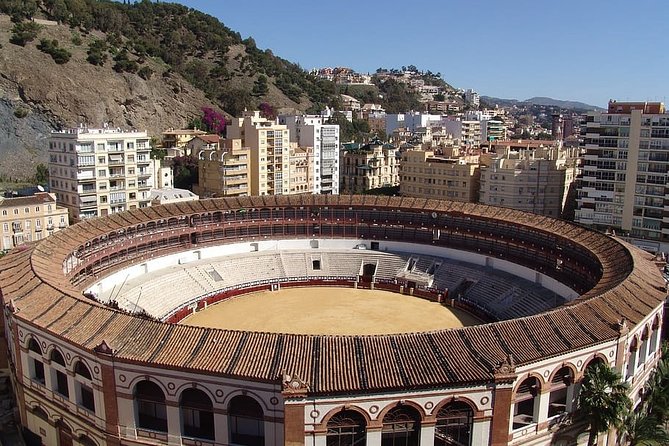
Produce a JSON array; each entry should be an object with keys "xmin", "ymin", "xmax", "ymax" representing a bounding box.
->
[
  {"xmin": 252, "ymin": 74, "xmax": 269, "ymax": 97},
  {"xmin": 578, "ymin": 362, "xmax": 631, "ymax": 446},
  {"xmin": 37, "ymin": 39, "xmax": 72, "ymax": 64},
  {"xmin": 10, "ymin": 21, "xmax": 41, "ymax": 46},
  {"xmin": 619, "ymin": 410, "xmax": 669, "ymax": 446},
  {"xmin": 34, "ymin": 163, "xmax": 49, "ymax": 184},
  {"xmin": 642, "ymin": 344, "xmax": 669, "ymax": 422}
]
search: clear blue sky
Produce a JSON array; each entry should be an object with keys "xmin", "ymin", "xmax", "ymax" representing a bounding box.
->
[{"xmin": 173, "ymin": 0, "xmax": 668, "ymax": 107}]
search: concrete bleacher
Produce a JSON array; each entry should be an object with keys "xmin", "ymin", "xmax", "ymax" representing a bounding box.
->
[{"xmin": 95, "ymin": 248, "xmax": 566, "ymax": 321}]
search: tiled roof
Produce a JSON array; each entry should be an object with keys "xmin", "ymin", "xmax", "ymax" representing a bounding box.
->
[{"xmin": 0, "ymin": 196, "xmax": 665, "ymax": 395}]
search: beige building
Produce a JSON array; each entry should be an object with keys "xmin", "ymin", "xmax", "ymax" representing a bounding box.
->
[
  {"xmin": 340, "ymin": 140, "xmax": 400, "ymax": 193},
  {"xmin": 288, "ymin": 145, "xmax": 313, "ymax": 194},
  {"xmin": 161, "ymin": 128, "xmax": 207, "ymax": 157},
  {"xmin": 48, "ymin": 127, "xmax": 155, "ymax": 221},
  {"xmin": 0, "ymin": 192, "xmax": 69, "ymax": 251},
  {"xmin": 194, "ymin": 139, "xmax": 252, "ymax": 198},
  {"xmin": 400, "ymin": 149, "xmax": 480, "ymax": 202},
  {"xmin": 576, "ymin": 101, "xmax": 669, "ymax": 251},
  {"xmin": 480, "ymin": 145, "xmax": 578, "ymax": 218},
  {"xmin": 227, "ymin": 111, "xmax": 291, "ymax": 196},
  {"xmin": 185, "ymin": 134, "xmax": 221, "ymax": 157}
]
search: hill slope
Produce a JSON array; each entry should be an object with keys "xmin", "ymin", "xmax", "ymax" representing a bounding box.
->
[{"xmin": 0, "ymin": 0, "xmax": 338, "ymax": 179}]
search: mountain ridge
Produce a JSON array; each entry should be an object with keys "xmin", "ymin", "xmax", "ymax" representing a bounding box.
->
[{"xmin": 482, "ymin": 95, "xmax": 604, "ymax": 111}]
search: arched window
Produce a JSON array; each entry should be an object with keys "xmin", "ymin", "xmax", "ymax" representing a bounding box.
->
[
  {"xmin": 639, "ymin": 328, "xmax": 650, "ymax": 366},
  {"xmin": 513, "ymin": 377, "xmax": 540, "ymax": 429},
  {"xmin": 548, "ymin": 367, "xmax": 574, "ymax": 418},
  {"xmin": 28, "ymin": 338, "xmax": 42, "ymax": 355},
  {"xmin": 74, "ymin": 361, "xmax": 95, "ymax": 413},
  {"xmin": 78, "ymin": 434, "xmax": 98, "ymax": 446},
  {"xmin": 381, "ymin": 405, "xmax": 421, "ymax": 446},
  {"xmin": 326, "ymin": 409, "xmax": 367, "ymax": 446},
  {"xmin": 228, "ymin": 395, "xmax": 265, "ymax": 446},
  {"xmin": 626, "ymin": 338, "xmax": 638, "ymax": 380},
  {"xmin": 50, "ymin": 350, "xmax": 69, "ymax": 398},
  {"xmin": 31, "ymin": 405, "xmax": 48, "ymax": 421},
  {"xmin": 27, "ymin": 338, "xmax": 45, "ymax": 384},
  {"xmin": 134, "ymin": 381, "xmax": 167, "ymax": 432},
  {"xmin": 434, "ymin": 401, "xmax": 473, "ymax": 446},
  {"xmin": 650, "ymin": 317, "xmax": 661, "ymax": 355},
  {"xmin": 180, "ymin": 388, "xmax": 214, "ymax": 440}
]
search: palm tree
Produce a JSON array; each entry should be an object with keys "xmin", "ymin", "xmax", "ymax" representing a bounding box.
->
[
  {"xmin": 578, "ymin": 362, "xmax": 631, "ymax": 446},
  {"xmin": 619, "ymin": 410, "xmax": 669, "ymax": 446}
]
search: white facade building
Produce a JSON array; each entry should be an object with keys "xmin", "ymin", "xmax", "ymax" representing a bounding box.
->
[
  {"xmin": 48, "ymin": 127, "xmax": 155, "ymax": 221},
  {"xmin": 385, "ymin": 112, "xmax": 443, "ymax": 135},
  {"xmin": 279, "ymin": 115, "xmax": 340, "ymax": 194}
]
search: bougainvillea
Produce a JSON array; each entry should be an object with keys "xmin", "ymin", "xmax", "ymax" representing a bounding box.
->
[{"xmin": 201, "ymin": 107, "xmax": 227, "ymax": 134}]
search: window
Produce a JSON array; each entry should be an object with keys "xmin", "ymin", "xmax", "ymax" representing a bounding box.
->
[
  {"xmin": 50, "ymin": 349, "xmax": 69, "ymax": 398},
  {"xmin": 28, "ymin": 338, "xmax": 45, "ymax": 385},
  {"xmin": 326, "ymin": 410, "xmax": 366, "ymax": 446},
  {"xmin": 435, "ymin": 402, "xmax": 473, "ymax": 446},
  {"xmin": 228, "ymin": 395, "xmax": 264, "ymax": 446},
  {"xmin": 180, "ymin": 388, "xmax": 214, "ymax": 440},
  {"xmin": 75, "ymin": 361, "xmax": 95, "ymax": 412},
  {"xmin": 135, "ymin": 381, "xmax": 167, "ymax": 432},
  {"xmin": 382, "ymin": 405, "xmax": 421, "ymax": 446}
]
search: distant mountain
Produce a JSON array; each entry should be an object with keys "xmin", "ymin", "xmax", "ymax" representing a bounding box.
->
[
  {"xmin": 482, "ymin": 95, "xmax": 604, "ymax": 111},
  {"xmin": 524, "ymin": 97, "xmax": 604, "ymax": 110}
]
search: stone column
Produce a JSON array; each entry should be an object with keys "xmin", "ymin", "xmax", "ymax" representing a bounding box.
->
[
  {"xmin": 213, "ymin": 410, "xmax": 228, "ymax": 445},
  {"xmin": 94, "ymin": 341, "xmax": 121, "ymax": 446},
  {"xmin": 366, "ymin": 426, "xmax": 382, "ymax": 445},
  {"xmin": 536, "ymin": 388, "xmax": 550, "ymax": 431},
  {"xmin": 165, "ymin": 401, "xmax": 181, "ymax": 445}
]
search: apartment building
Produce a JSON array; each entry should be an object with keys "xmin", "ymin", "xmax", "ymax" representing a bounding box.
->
[
  {"xmin": 340, "ymin": 140, "xmax": 400, "ymax": 193},
  {"xmin": 48, "ymin": 127, "xmax": 154, "ymax": 221},
  {"xmin": 194, "ymin": 138, "xmax": 252, "ymax": 198},
  {"xmin": 400, "ymin": 149, "xmax": 480, "ymax": 202},
  {"xmin": 442, "ymin": 118, "xmax": 482, "ymax": 148},
  {"xmin": 0, "ymin": 192, "xmax": 69, "ymax": 251},
  {"xmin": 278, "ymin": 115, "xmax": 340, "ymax": 194},
  {"xmin": 575, "ymin": 101, "xmax": 669, "ymax": 251},
  {"xmin": 479, "ymin": 145, "xmax": 578, "ymax": 218},
  {"xmin": 227, "ymin": 111, "xmax": 291, "ymax": 196},
  {"xmin": 288, "ymin": 146, "xmax": 313, "ymax": 194}
]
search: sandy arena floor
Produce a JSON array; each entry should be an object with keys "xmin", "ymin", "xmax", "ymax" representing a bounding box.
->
[{"xmin": 180, "ymin": 287, "xmax": 482, "ymax": 335}]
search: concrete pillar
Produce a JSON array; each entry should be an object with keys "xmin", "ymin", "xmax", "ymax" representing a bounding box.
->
[
  {"xmin": 419, "ymin": 421, "xmax": 435, "ymax": 446},
  {"xmin": 471, "ymin": 418, "xmax": 491, "ymax": 446},
  {"xmin": 565, "ymin": 384, "xmax": 576, "ymax": 412},
  {"xmin": 214, "ymin": 411, "xmax": 228, "ymax": 445},
  {"xmin": 313, "ymin": 432, "xmax": 327, "ymax": 446},
  {"xmin": 264, "ymin": 419, "xmax": 278, "ymax": 446},
  {"xmin": 536, "ymin": 389, "xmax": 550, "ymax": 430},
  {"xmin": 165, "ymin": 401, "xmax": 181, "ymax": 445},
  {"xmin": 366, "ymin": 427, "xmax": 382, "ymax": 445}
]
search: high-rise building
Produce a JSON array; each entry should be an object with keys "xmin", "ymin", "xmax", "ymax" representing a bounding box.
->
[
  {"xmin": 48, "ymin": 127, "xmax": 155, "ymax": 221},
  {"xmin": 0, "ymin": 192, "xmax": 69, "ymax": 251},
  {"xmin": 227, "ymin": 111, "xmax": 291, "ymax": 196},
  {"xmin": 278, "ymin": 115, "xmax": 340, "ymax": 194},
  {"xmin": 575, "ymin": 101, "xmax": 668, "ymax": 251}
]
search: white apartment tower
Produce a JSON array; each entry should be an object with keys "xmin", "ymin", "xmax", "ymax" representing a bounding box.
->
[
  {"xmin": 575, "ymin": 101, "xmax": 669, "ymax": 251},
  {"xmin": 48, "ymin": 127, "xmax": 155, "ymax": 221},
  {"xmin": 278, "ymin": 115, "xmax": 340, "ymax": 194},
  {"xmin": 227, "ymin": 111, "xmax": 291, "ymax": 196}
]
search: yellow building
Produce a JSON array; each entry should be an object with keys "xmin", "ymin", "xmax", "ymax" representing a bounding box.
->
[
  {"xmin": 227, "ymin": 111, "xmax": 291, "ymax": 196},
  {"xmin": 194, "ymin": 139, "xmax": 252, "ymax": 198},
  {"xmin": 161, "ymin": 128, "xmax": 207, "ymax": 157},
  {"xmin": 0, "ymin": 192, "xmax": 69, "ymax": 251},
  {"xmin": 400, "ymin": 149, "xmax": 480, "ymax": 201},
  {"xmin": 340, "ymin": 140, "xmax": 400, "ymax": 193}
]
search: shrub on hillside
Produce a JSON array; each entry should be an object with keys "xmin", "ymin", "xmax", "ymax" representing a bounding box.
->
[
  {"xmin": 37, "ymin": 39, "xmax": 72, "ymax": 64},
  {"xmin": 9, "ymin": 21, "xmax": 41, "ymax": 46}
]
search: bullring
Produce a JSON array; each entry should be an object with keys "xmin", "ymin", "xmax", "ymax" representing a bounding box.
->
[{"xmin": 0, "ymin": 195, "xmax": 665, "ymax": 446}]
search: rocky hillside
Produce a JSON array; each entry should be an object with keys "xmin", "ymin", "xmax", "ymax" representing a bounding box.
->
[{"xmin": 0, "ymin": 0, "xmax": 337, "ymax": 180}]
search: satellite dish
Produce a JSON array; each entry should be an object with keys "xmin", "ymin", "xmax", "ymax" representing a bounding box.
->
[{"xmin": 37, "ymin": 185, "xmax": 45, "ymax": 192}]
